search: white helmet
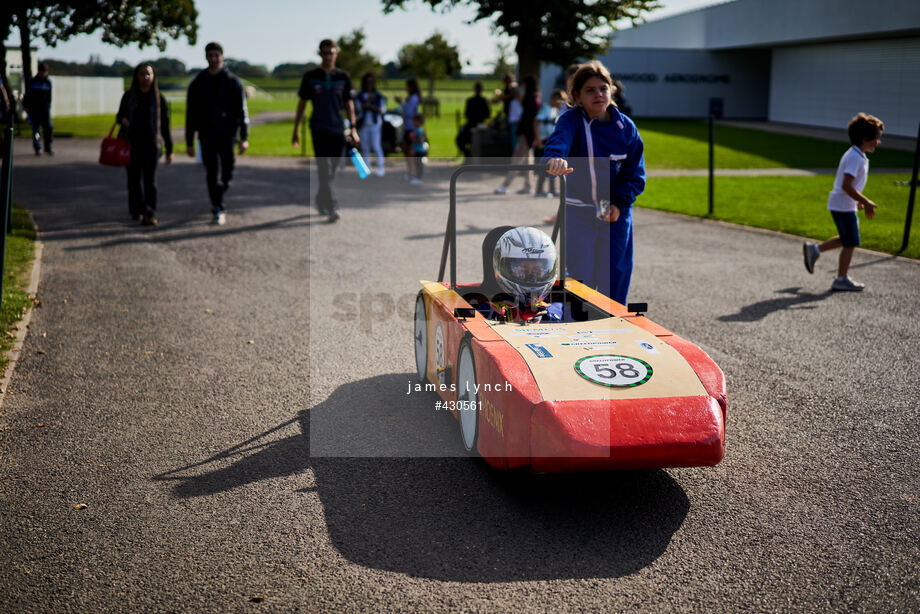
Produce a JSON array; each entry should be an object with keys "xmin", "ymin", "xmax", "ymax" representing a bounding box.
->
[{"xmin": 493, "ymin": 226, "xmax": 558, "ymax": 306}]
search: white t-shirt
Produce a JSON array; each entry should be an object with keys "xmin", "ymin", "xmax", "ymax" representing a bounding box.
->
[{"xmin": 827, "ymin": 145, "xmax": 869, "ymax": 212}]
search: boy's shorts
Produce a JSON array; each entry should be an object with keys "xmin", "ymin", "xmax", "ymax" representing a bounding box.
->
[{"xmin": 831, "ymin": 210, "xmax": 860, "ymax": 248}]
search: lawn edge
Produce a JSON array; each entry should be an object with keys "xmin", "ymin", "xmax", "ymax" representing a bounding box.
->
[
  {"xmin": 0, "ymin": 236, "xmax": 44, "ymax": 409},
  {"xmin": 638, "ymin": 204, "xmax": 920, "ymax": 264}
]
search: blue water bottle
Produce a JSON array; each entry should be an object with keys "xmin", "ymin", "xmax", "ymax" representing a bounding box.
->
[{"xmin": 349, "ymin": 148, "xmax": 371, "ymax": 179}]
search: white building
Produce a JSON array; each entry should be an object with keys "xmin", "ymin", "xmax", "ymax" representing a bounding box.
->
[{"xmin": 541, "ymin": 0, "xmax": 920, "ymax": 137}]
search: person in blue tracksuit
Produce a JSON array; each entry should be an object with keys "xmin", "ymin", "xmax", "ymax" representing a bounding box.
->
[{"xmin": 542, "ymin": 61, "xmax": 646, "ymax": 305}]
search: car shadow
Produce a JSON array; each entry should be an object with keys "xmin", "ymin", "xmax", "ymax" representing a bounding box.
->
[
  {"xmin": 153, "ymin": 373, "xmax": 690, "ymax": 582},
  {"xmin": 718, "ymin": 286, "xmax": 833, "ymax": 322}
]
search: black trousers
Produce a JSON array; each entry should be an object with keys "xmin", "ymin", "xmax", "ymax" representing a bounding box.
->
[
  {"xmin": 311, "ymin": 130, "xmax": 345, "ymax": 213},
  {"xmin": 199, "ymin": 135, "xmax": 235, "ymax": 211},
  {"xmin": 126, "ymin": 145, "xmax": 158, "ymax": 218},
  {"xmin": 29, "ymin": 112, "xmax": 53, "ymax": 152}
]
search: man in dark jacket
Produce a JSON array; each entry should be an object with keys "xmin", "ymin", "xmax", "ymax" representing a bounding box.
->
[
  {"xmin": 186, "ymin": 42, "xmax": 250, "ymax": 225},
  {"xmin": 456, "ymin": 81, "xmax": 491, "ymax": 158},
  {"xmin": 26, "ymin": 63, "xmax": 53, "ymax": 155}
]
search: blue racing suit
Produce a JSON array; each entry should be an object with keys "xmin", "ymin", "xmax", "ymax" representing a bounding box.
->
[{"xmin": 541, "ymin": 104, "xmax": 645, "ymax": 304}]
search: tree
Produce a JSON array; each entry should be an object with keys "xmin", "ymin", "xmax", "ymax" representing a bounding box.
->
[
  {"xmin": 272, "ymin": 63, "xmax": 316, "ymax": 80},
  {"xmin": 397, "ymin": 31, "xmax": 461, "ymax": 98},
  {"xmin": 383, "ymin": 61, "xmax": 405, "ymax": 80},
  {"xmin": 42, "ymin": 57, "xmax": 134, "ymax": 77},
  {"xmin": 150, "ymin": 57, "xmax": 188, "ymax": 78},
  {"xmin": 224, "ymin": 58, "xmax": 269, "ymax": 79},
  {"xmin": 489, "ymin": 41, "xmax": 516, "ymax": 79},
  {"xmin": 335, "ymin": 28, "xmax": 383, "ymax": 82},
  {"xmin": 1, "ymin": 0, "xmax": 197, "ymax": 92},
  {"xmin": 382, "ymin": 0, "xmax": 660, "ymax": 80}
]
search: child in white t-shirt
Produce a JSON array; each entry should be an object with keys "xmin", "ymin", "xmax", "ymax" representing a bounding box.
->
[{"xmin": 803, "ymin": 113, "xmax": 883, "ymax": 291}]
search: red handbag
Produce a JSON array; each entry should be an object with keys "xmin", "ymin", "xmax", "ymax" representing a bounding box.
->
[{"xmin": 99, "ymin": 124, "xmax": 131, "ymax": 167}]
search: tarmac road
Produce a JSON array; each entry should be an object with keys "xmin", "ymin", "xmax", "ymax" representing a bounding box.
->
[{"xmin": 1, "ymin": 139, "xmax": 918, "ymax": 612}]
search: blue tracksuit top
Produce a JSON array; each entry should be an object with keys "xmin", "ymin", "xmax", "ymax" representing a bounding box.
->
[{"xmin": 541, "ymin": 104, "xmax": 645, "ymax": 211}]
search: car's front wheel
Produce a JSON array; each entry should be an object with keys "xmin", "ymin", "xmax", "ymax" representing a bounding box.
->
[
  {"xmin": 456, "ymin": 339, "xmax": 479, "ymax": 453},
  {"xmin": 413, "ymin": 292, "xmax": 428, "ymax": 382}
]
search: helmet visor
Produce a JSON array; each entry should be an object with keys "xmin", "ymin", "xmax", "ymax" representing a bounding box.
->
[{"xmin": 497, "ymin": 256, "xmax": 557, "ymax": 285}]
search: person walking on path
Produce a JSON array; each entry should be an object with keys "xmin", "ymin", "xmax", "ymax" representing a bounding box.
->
[
  {"xmin": 25, "ymin": 63, "xmax": 54, "ymax": 156},
  {"xmin": 533, "ymin": 88, "xmax": 567, "ymax": 198},
  {"xmin": 464, "ymin": 81, "xmax": 491, "ymax": 129},
  {"xmin": 542, "ymin": 61, "xmax": 646, "ymax": 306},
  {"xmin": 494, "ymin": 75, "xmax": 539, "ymax": 195},
  {"xmin": 456, "ymin": 81, "xmax": 491, "ymax": 158},
  {"xmin": 355, "ymin": 73, "xmax": 386, "ymax": 178},
  {"xmin": 542, "ymin": 64, "xmax": 580, "ymax": 225},
  {"xmin": 803, "ymin": 113, "xmax": 883, "ymax": 291},
  {"xmin": 185, "ymin": 42, "xmax": 250, "ymax": 226},
  {"xmin": 395, "ymin": 78, "xmax": 421, "ymax": 183},
  {"xmin": 292, "ymin": 39, "xmax": 358, "ymax": 223},
  {"xmin": 117, "ymin": 63, "xmax": 173, "ymax": 226},
  {"xmin": 408, "ymin": 113, "xmax": 428, "ymax": 184}
]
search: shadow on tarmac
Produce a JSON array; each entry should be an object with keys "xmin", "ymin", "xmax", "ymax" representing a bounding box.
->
[
  {"xmin": 718, "ymin": 286, "xmax": 833, "ymax": 322},
  {"xmin": 58, "ymin": 213, "xmax": 323, "ymax": 250},
  {"xmin": 153, "ymin": 373, "xmax": 690, "ymax": 582}
]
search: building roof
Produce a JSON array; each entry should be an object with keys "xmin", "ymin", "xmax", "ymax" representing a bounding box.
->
[{"xmin": 613, "ymin": 0, "xmax": 920, "ymax": 50}]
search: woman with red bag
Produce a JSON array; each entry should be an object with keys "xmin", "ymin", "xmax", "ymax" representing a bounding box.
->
[{"xmin": 117, "ymin": 63, "xmax": 173, "ymax": 226}]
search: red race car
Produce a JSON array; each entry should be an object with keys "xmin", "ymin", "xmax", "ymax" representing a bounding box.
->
[{"xmin": 414, "ymin": 165, "xmax": 726, "ymax": 472}]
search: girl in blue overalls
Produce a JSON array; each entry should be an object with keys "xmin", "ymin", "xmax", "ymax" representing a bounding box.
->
[{"xmin": 542, "ymin": 61, "xmax": 646, "ymax": 305}]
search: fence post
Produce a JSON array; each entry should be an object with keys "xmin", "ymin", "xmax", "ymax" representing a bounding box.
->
[
  {"xmin": 708, "ymin": 114, "xmax": 714, "ymax": 216},
  {"xmin": 897, "ymin": 120, "xmax": 920, "ymax": 254}
]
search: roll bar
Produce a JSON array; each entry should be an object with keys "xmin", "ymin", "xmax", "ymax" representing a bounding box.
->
[{"xmin": 439, "ymin": 164, "xmax": 567, "ymax": 294}]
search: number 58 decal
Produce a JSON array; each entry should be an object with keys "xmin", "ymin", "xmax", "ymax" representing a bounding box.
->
[{"xmin": 574, "ymin": 355, "xmax": 653, "ymax": 388}]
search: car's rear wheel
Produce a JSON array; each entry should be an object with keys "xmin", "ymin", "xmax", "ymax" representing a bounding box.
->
[
  {"xmin": 413, "ymin": 292, "xmax": 428, "ymax": 382},
  {"xmin": 456, "ymin": 339, "xmax": 479, "ymax": 453}
]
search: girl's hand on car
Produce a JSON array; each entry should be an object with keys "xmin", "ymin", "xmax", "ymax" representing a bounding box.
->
[{"xmin": 545, "ymin": 158, "xmax": 574, "ymax": 176}]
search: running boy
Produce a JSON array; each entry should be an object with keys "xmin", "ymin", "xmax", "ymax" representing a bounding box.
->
[{"xmin": 803, "ymin": 113, "xmax": 883, "ymax": 291}]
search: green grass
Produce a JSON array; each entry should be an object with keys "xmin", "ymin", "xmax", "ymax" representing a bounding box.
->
[
  {"xmin": 51, "ymin": 84, "xmax": 500, "ymax": 158},
  {"xmin": 249, "ymin": 121, "xmax": 308, "ymax": 157},
  {"xmin": 42, "ymin": 93, "xmax": 920, "ymax": 259},
  {"xmin": 638, "ymin": 174, "xmax": 920, "ymax": 258},
  {"xmin": 638, "ymin": 119, "xmax": 914, "ymax": 169},
  {"xmin": 53, "ymin": 100, "xmax": 913, "ymax": 171},
  {"xmin": 0, "ymin": 206, "xmax": 37, "ymax": 372}
]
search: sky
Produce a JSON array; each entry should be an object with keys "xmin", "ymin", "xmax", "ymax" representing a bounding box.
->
[{"xmin": 6, "ymin": 0, "xmax": 727, "ymax": 73}]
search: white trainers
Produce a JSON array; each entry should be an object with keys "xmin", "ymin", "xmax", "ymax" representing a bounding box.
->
[
  {"xmin": 803, "ymin": 242, "xmax": 820, "ymax": 274},
  {"xmin": 493, "ymin": 185, "xmax": 508, "ymax": 195},
  {"xmin": 214, "ymin": 212, "xmax": 226, "ymax": 226},
  {"xmin": 409, "ymin": 177, "xmax": 422, "ymax": 185},
  {"xmin": 375, "ymin": 168, "xmax": 385, "ymax": 178},
  {"xmin": 831, "ymin": 276, "xmax": 865, "ymax": 292}
]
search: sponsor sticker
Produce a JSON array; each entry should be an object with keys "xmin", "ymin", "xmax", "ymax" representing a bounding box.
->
[
  {"xmin": 561, "ymin": 340, "xmax": 619, "ymax": 347},
  {"xmin": 525, "ymin": 343, "xmax": 553, "ymax": 358},
  {"xmin": 635, "ymin": 340, "xmax": 660, "ymax": 354},
  {"xmin": 514, "ymin": 332, "xmax": 561, "ymax": 338},
  {"xmin": 574, "ymin": 354, "xmax": 653, "ymax": 388}
]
